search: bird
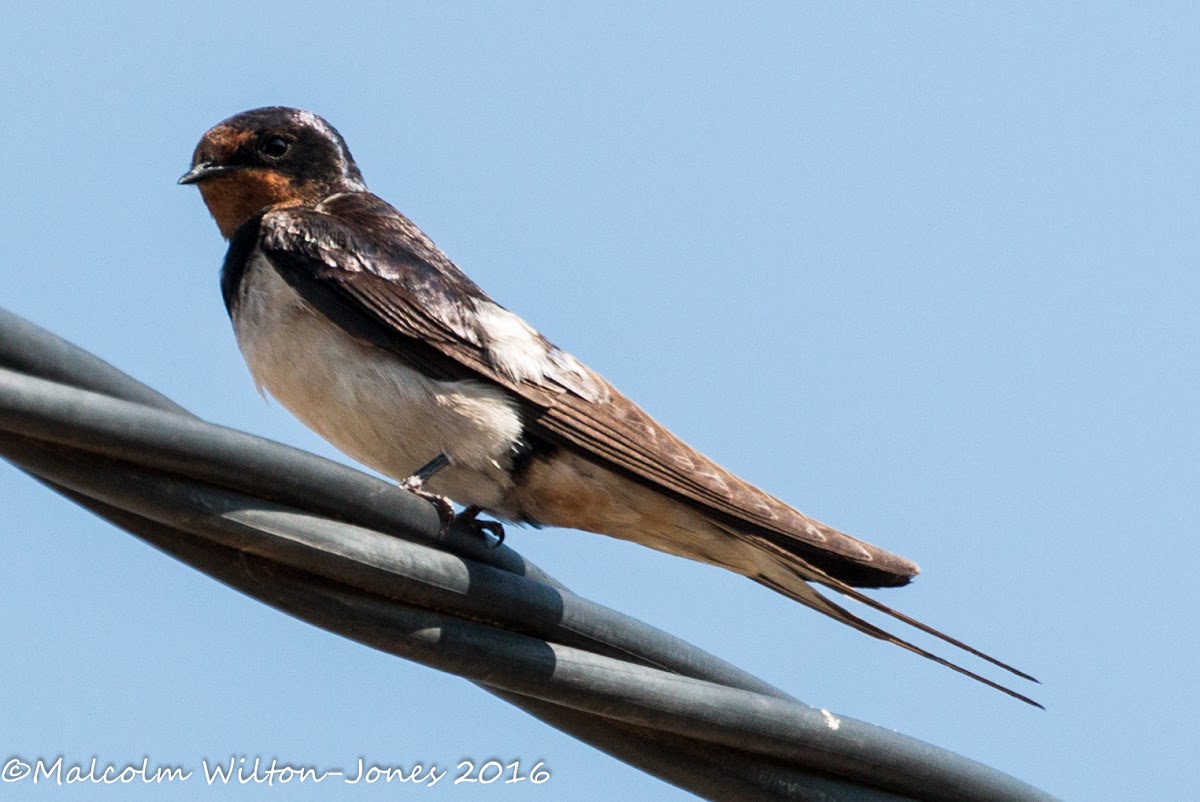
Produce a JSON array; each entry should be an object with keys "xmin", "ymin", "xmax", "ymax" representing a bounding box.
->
[{"xmin": 180, "ymin": 106, "xmax": 1039, "ymax": 706}]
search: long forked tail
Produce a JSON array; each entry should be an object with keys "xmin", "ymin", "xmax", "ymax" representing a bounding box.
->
[{"xmin": 731, "ymin": 530, "xmax": 1043, "ymax": 708}]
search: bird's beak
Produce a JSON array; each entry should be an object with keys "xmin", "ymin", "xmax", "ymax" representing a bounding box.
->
[{"xmin": 178, "ymin": 161, "xmax": 235, "ymax": 185}]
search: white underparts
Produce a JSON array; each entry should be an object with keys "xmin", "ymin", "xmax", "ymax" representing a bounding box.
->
[{"xmin": 231, "ymin": 251, "xmax": 524, "ymax": 510}]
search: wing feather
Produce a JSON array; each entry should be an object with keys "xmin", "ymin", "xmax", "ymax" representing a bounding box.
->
[{"xmin": 257, "ymin": 194, "xmax": 918, "ymax": 587}]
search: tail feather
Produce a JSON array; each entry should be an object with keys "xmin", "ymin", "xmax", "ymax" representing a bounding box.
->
[
  {"xmin": 711, "ymin": 523, "xmax": 1042, "ymax": 707},
  {"xmin": 811, "ymin": 567, "xmax": 1038, "ymax": 683},
  {"xmin": 752, "ymin": 572, "xmax": 1043, "ymax": 709}
]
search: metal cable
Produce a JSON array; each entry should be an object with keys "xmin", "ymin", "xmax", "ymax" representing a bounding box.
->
[{"xmin": 0, "ymin": 307, "xmax": 1056, "ymax": 802}]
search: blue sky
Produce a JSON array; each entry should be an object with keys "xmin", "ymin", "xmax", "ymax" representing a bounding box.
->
[{"xmin": 2, "ymin": 3, "xmax": 1196, "ymax": 799}]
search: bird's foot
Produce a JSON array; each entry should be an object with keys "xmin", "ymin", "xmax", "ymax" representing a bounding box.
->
[
  {"xmin": 399, "ymin": 475, "xmax": 456, "ymax": 533},
  {"xmin": 455, "ymin": 505, "xmax": 505, "ymax": 549}
]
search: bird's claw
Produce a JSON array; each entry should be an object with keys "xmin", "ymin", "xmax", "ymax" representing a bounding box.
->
[
  {"xmin": 399, "ymin": 478, "xmax": 456, "ymax": 533},
  {"xmin": 455, "ymin": 505, "xmax": 505, "ymax": 549},
  {"xmin": 398, "ymin": 481, "xmax": 504, "ymax": 545}
]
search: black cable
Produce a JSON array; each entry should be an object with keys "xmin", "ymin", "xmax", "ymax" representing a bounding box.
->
[{"xmin": 0, "ymin": 307, "xmax": 1056, "ymax": 802}]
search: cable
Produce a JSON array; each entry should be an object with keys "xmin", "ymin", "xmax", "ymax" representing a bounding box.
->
[{"xmin": 0, "ymin": 307, "xmax": 1056, "ymax": 802}]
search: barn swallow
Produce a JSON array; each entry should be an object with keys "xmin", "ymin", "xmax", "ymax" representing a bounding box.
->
[{"xmin": 181, "ymin": 107, "xmax": 1038, "ymax": 706}]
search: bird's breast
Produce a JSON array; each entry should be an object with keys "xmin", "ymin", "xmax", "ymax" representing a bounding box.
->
[{"xmin": 229, "ymin": 251, "xmax": 525, "ymax": 509}]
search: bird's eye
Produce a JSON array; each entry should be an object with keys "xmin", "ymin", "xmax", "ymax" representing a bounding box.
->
[{"xmin": 261, "ymin": 136, "xmax": 291, "ymax": 159}]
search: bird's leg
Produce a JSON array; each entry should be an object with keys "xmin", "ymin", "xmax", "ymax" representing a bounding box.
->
[
  {"xmin": 400, "ymin": 453, "xmax": 455, "ymax": 531},
  {"xmin": 455, "ymin": 505, "xmax": 505, "ymax": 548},
  {"xmin": 400, "ymin": 455, "xmax": 506, "ymax": 545}
]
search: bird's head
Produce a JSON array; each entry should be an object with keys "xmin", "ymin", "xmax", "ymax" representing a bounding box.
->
[{"xmin": 179, "ymin": 107, "xmax": 366, "ymax": 238}]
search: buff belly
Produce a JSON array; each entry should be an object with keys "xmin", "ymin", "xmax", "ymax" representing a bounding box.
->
[{"xmin": 229, "ymin": 252, "xmax": 525, "ymax": 511}]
